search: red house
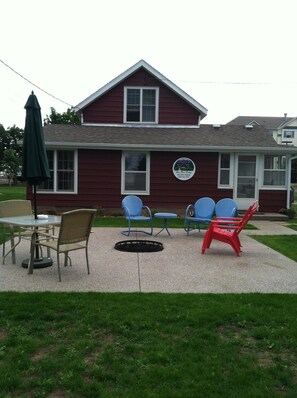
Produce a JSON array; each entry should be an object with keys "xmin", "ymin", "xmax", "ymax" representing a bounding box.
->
[{"xmin": 38, "ymin": 60, "xmax": 297, "ymax": 213}]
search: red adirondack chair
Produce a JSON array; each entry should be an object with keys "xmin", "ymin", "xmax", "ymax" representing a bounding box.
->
[{"xmin": 201, "ymin": 200, "xmax": 259, "ymax": 256}]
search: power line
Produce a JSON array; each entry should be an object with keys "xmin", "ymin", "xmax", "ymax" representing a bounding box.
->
[{"xmin": 0, "ymin": 58, "xmax": 74, "ymax": 108}]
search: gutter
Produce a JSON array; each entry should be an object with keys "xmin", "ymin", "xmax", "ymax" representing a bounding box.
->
[{"xmin": 44, "ymin": 141, "xmax": 297, "ymax": 154}]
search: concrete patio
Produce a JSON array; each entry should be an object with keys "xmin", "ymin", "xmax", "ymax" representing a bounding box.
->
[{"xmin": 1, "ymin": 220, "xmax": 297, "ymax": 293}]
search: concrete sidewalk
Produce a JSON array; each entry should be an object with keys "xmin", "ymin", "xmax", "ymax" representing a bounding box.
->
[{"xmin": 1, "ymin": 221, "xmax": 297, "ymax": 293}]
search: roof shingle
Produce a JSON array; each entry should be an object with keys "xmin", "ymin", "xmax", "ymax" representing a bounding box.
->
[{"xmin": 43, "ymin": 124, "xmax": 297, "ymax": 153}]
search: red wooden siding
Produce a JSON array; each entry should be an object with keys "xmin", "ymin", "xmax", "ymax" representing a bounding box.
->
[
  {"xmin": 82, "ymin": 85, "xmax": 124, "ymax": 124},
  {"xmin": 31, "ymin": 150, "xmax": 232, "ymax": 213},
  {"xmin": 31, "ymin": 150, "xmax": 123, "ymax": 210},
  {"xmin": 147, "ymin": 152, "xmax": 231, "ymax": 209},
  {"xmin": 82, "ymin": 68, "xmax": 200, "ymax": 125},
  {"xmin": 158, "ymin": 86, "xmax": 199, "ymax": 125},
  {"xmin": 258, "ymin": 190, "xmax": 287, "ymax": 212},
  {"xmin": 29, "ymin": 149, "xmax": 288, "ymax": 214}
]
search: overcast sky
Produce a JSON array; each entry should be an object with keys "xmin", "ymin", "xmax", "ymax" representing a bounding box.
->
[{"xmin": 1, "ymin": 0, "xmax": 296, "ymax": 129}]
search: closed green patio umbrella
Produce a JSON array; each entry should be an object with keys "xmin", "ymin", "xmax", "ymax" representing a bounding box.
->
[
  {"xmin": 21, "ymin": 91, "xmax": 51, "ymax": 268},
  {"xmin": 22, "ymin": 91, "xmax": 51, "ymax": 218}
]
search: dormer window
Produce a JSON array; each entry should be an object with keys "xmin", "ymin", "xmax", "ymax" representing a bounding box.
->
[{"xmin": 124, "ymin": 87, "xmax": 159, "ymax": 123}]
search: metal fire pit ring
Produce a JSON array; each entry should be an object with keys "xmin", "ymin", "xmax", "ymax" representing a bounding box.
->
[{"xmin": 115, "ymin": 240, "xmax": 164, "ymax": 253}]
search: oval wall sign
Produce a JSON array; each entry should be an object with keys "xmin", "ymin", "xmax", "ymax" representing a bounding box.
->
[{"xmin": 172, "ymin": 157, "xmax": 196, "ymax": 181}]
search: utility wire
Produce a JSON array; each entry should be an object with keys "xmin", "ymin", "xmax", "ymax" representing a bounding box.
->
[
  {"xmin": 0, "ymin": 58, "xmax": 74, "ymax": 108},
  {"xmin": 2, "ymin": 58, "xmax": 296, "ymax": 111}
]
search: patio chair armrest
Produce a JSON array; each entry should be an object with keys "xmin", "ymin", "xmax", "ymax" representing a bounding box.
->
[
  {"xmin": 37, "ymin": 232, "xmax": 59, "ymax": 241},
  {"xmin": 209, "ymin": 219, "xmax": 240, "ymax": 230},
  {"xmin": 185, "ymin": 204, "xmax": 194, "ymax": 218},
  {"xmin": 142, "ymin": 206, "xmax": 152, "ymax": 218},
  {"xmin": 122, "ymin": 205, "xmax": 131, "ymax": 219},
  {"xmin": 215, "ymin": 216, "xmax": 241, "ymax": 222}
]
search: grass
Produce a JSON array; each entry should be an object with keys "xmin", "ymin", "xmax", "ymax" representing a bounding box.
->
[
  {"xmin": 251, "ymin": 235, "xmax": 297, "ymax": 262},
  {"xmin": 0, "ymin": 184, "xmax": 257, "ymax": 230},
  {"xmin": 1, "ymin": 185, "xmax": 297, "ymax": 396},
  {"xmin": 0, "ymin": 184, "xmax": 27, "ymax": 201},
  {"xmin": 1, "ymin": 292, "xmax": 297, "ymax": 397}
]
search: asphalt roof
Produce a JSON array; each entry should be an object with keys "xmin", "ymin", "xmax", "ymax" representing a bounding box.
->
[
  {"xmin": 227, "ymin": 116, "xmax": 294, "ymax": 129},
  {"xmin": 43, "ymin": 124, "xmax": 297, "ymax": 153}
]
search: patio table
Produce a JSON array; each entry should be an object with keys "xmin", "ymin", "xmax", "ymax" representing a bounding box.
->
[
  {"xmin": 0, "ymin": 215, "xmax": 61, "ymax": 272},
  {"xmin": 154, "ymin": 212, "xmax": 178, "ymax": 238}
]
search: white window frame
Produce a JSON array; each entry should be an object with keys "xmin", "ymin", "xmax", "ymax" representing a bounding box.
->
[
  {"xmin": 124, "ymin": 87, "xmax": 159, "ymax": 124},
  {"xmin": 218, "ymin": 153, "xmax": 234, "ymax": 188},
  {"xmin": 283, "ymin": 129, "xmax": 295, "ymax": 140},
  {"xmin": 121, "ymin": 151, "xmax": 150, "ymax": 195},
  {"xmin": 261, "ymin": 154, "xmax": 287, "ymax": 189},
  {"xmin": 38, "ymin": 149, "xmax": 78, "ymax": 194}
]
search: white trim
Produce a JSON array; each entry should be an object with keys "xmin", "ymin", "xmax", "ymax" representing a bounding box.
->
[
  {"xmin": 260, "ymin": 154, "xmax": 287, "ymax": 189},
  {"xmin": 279, "ymin": 116, "xmax": 297, "ymax": 129},
  {"xmin": 234, "ymin": 154, "xmax": 259, "ymax": 210},
  {"xmin": 123, "ymin": 87, "xmax": 159, "ymax": 124},
  {"xmin": 121, "ymin": 151, "xmax": 150, "ymax": 195},
  {"xmin": 45, "ymin": 141, "xmax": 297, "ymax": 154},
  {"xmin": 218, "ymin": 153, "xmax": 234, "ymax": 188},
  {"xmin": 38, "ymin": 149, "xmax": 78, "ymax": 194},
  {"xmin": 74, "ymin": 59, "xmax": 208, "ymax": 118}
]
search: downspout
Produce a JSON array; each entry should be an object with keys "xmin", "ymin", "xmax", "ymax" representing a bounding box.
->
[
  {"xmin": 287, "ymin": 155, "xmax": 297, "ymax": 208},
  {"xmin": 287, "ymin": 155, "xmax": 292, "ymax": 209}
]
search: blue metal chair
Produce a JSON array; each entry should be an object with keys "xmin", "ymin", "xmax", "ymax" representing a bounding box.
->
[
  {"xmin": 121, "ymin": 195, "xmax": 153, "ymax": 236},
  {"xmin": 215, "ymin": 198, "xmax": 238, "ymax": 218},
  {"xmin": 184, "ymin": 197, "xmax": 216, "ymax": 235}
]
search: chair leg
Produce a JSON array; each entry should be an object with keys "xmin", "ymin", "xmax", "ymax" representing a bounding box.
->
[
  {"xmin": 9, "ymin": 226, "xmax": 16, "ymax": 264},
  {"xmin": 85, "ymin": 248, "xmax": 90, "ymax": 275},
  {"xmin": 121, "ymin": 219, "xmax": 131, "ymax": 236},
  {"xmin": 149, "ymin": 219, "xmax": 153, "ymax": 236},
  {"xmin": 57, "ymin": 253, "xmax": 62, "ymax": 282},
  {"xmin": 64, "ymin": 252, "xmax": 68, "ymax": 266},
  {"xmin": 2, "ymin": 228, "xmax": 5, "ymax": 264},
  {"xmin": 184, "ymin": 220, "xmax": 190, "ymax": 236},
  {"xmin": 201, "ymin": 230, "xmax": 210, "ymax": 253}
]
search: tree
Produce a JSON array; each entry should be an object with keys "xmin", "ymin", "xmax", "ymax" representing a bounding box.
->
[
  {"xmin": 2, "ymin": 148, "xmax": 21, "ymax": 186},
  {"xmin": 0, "ymin": 124, "xmax": 23, "ymax": 169},
  {"xmin": 43, "ymin": 107, "xmax": 81, "ymax": 125}
]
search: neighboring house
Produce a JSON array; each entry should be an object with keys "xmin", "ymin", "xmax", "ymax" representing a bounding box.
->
[
  {"xmin": 227, "ymin": 115, "xmax": 297, "ymax": 146},
  {"xmin": 37, "ymin": 60, "xmax": 297, "ymax": 213}
]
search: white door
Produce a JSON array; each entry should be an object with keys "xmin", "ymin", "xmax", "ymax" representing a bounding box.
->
[{"xmin": 235, "ymin": 155, "xmax": 258, "ymax": 210}]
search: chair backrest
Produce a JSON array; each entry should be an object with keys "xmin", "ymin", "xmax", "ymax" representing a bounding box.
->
[
  {"xmin": 234, "ymin": 200, "xmax": 259, "ymax": 235},
  {"xmin": 58, "ymin": 209, "xmax": 96, "ymax": 246},
  {"xmin": 215, "ymin": 198, "xmax": 238, "ymax": 218},
  {"xmin": 0, "ymin": 200, "xmax": 32, "ymax": 218},
  {"xmin": 122, "ymin": 195, "xmax": 143, "ymax": 217},
  {"xmin": 194, "ymin": 197, "xmax": 216, "ymax": 219}
]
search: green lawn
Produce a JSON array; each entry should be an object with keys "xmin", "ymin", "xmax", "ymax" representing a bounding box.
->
[
  {"xmin": 0, "ymin": 184, "xmax": 27, "ymax": 201},
  {"xmin": 251, "ymin": 235, "xmax": 297, "ymax": 262},
  {"xmin": 1, "ymin": 186, "xmax": 297, "ymax": 396},
  {"xmin": 1, "ymin": 292, "xmax": 297, "ymax": 397}
]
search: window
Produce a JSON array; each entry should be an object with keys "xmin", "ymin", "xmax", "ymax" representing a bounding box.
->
[
  {"xmin": 218, "ymin": 153, "xmax": 233, "ymax": 187},
  {"xmin": 38, "ymin": 150, "xmax": 77, "ymax": 193},
  {"xmin": 124, "ymin": 87, "xmax": 158, "ymax": 123},
  {"xmin": 263, "ymin": 155, "xmax": 286, "ymax": 186},
  {"xmin": 121, "ymin": 151, "xmax": 150, "ymax": 194},
  {"xmin": 283, "ymin": 130, "xmax": 295, "ymax": 139}
]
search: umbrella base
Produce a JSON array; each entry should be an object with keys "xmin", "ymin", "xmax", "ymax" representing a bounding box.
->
[{"xmin": 21, "ymin": 257, "xmax": 53, "ymax": 269}]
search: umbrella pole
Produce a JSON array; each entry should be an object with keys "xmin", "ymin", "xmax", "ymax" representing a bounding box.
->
[
  {"xmin": 33, "ymin": 184, "xmax": 38, "ymax": 220},
  {"xmin": 33, "ymin": 184, "xmax": 40, "ymax": 259},
  {"xmin": 22, "ymin": 184, "xmax": 53, "ymax": 269}
]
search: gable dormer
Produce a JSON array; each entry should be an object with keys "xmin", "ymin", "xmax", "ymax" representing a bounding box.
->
[{"xmin": 74, "ymin": 60, "xmax": 207, "ymax": 126}]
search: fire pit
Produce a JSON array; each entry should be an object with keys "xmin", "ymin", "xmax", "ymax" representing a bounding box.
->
[{"xmin": 115, "ymin": 240, "xmax": 163, "ymax": 253}]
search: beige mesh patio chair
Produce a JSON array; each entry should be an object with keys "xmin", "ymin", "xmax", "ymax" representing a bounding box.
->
[
  {"xmin": 0, "ymin": 200, "xmax": 33, "ymax": 264},
  {"xmin": 37, "ymin": 209, "xmax": 96, "ymax": 281}
]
